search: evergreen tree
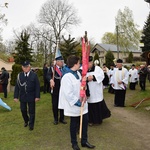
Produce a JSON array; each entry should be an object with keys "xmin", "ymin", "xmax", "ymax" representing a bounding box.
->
[
  {"xmin": 126, "ymin": 51, "xmax": 133, "ymax": 63},
  {"xmin": 14, "ymin": 30, "xmax": 33, "ymax": 64},
  {"xmin": 60, "ymin": 35, "xmax": 80, "ymax": 62},
  {"xmin": 141, "ymin": 12, "xmax": 150, "ymax": 52},
  {"xmin": 94, "ymin": 51, "xmax": 100, "ymax": 66},
  {"xmin": 105, "ymin": 50, "xmax": 115, "ymax": 68}
]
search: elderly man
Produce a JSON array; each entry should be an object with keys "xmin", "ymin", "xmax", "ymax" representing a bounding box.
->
[
  {"xmin": 110, "ymin": 59, "xmax": 129, "ymax": 107},
  {"xmin": 14, "ymin": 61, "xmax": 40, "ymax": 130},
  {"xmin": 47, "ymin": 51, "xmax": 67, "ymax": 125}
]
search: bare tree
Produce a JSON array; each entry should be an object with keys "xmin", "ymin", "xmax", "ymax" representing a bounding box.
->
[
  {"xmin": 0, "ymin": 3, "xmax": 8, "ymax": 42},
  {"xmin": 27, "ymin": 24, "xmax": 54, "ymax": 64},
  {"xmin": 38, "ymin": 0, "xmax": 80, "ymax": 53}
]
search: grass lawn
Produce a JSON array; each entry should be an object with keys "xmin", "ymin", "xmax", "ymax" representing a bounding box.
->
[{"xmin": 0, "ymin": 82, "xmax": 150, "ymax": 150}]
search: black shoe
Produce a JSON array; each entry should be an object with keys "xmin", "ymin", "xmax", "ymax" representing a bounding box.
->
[
  {"xmin": 24, "ymin": 122, "xmax": 28, "ymax": 127},
  {"xmin": 81, "ymin": 142, "xmax": 95, "ymax": 149},
  {"xmin": 59, "ymin": 120, "xmax": 67, "ymax": 124},
  {"xmin": 72, "ymin": 144, "xmax": 80, "ymax": 150},
  {"xmin": 53, "ymin": 120, "xmax": 58, "ymax": 125},
  {"xmin": 29, "ymin": 127, "xmax": 34, "ymax": 131}
]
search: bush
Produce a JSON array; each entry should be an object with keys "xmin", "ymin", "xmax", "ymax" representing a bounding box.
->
[
  {"xmin": 36, "ymin": 69, "xmax": 44, "ymax": 88},
  {"xmin": 10, "ymin": 64, "xmax": 22, "ymax": 86}
]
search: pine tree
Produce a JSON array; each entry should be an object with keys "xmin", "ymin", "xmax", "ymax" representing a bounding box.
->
[
  {"xmin": 94, "ymin": 51, "xmax": 100, "ymax": 66},
  {"xmin": 141, "ymin": 12, "xmax": 150, "ymax": 52},
  {"xmin": 126, "ymin": 52, "xmax": 133, "ymax": 63},
  {"xmin": 60, "ymin": 35, "xmax": 80, "ymax": 62},
  {"xmin": 14, "ymin": 30, "xmax": 33, "ymax": 64},
  {"xmin": 105, "ymin": 50, "xmax": 115, "ymax": 68}
]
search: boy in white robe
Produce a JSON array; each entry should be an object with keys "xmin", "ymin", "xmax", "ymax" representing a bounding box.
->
[
  {"xmin": 129, "ymin": 64, "xmax": 138, "ymax": 90},
  {"xmin": 59, "ymin": 55, "xmax": 95, "ymax": 150}
]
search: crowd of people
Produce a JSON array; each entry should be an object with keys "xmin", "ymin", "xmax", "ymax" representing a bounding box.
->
[{"xmin": 1, "ymin": 53, "xmax": 150, "ymax": 150}]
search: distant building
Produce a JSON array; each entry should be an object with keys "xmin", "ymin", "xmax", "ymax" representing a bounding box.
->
[{"xmin": 91, "ymin": 43, "xmax": 142, "ymax": 65}]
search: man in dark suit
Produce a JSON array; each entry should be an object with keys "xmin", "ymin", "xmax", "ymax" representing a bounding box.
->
[
  {"xmin": 0, "ymin": 67, "xmax": 9, "ymax": 98},
  {"xmin": 14, "ymin": 61, "xmax": 40, "ymax": 131},
  {"xmin": 47, "ymin": 54, "xmax": 67, "ymax": 125}
]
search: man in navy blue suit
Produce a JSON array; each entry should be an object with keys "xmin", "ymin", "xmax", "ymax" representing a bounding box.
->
[
  {"xmin": 14, "ymin": 61, "xmax": 40, "ymax": 131},
  {"xmin": 0, "ymin": 67, "xmax": 9, "ymax": 98}
]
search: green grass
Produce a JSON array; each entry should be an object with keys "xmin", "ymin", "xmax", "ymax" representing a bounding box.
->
[{"xmin": 0, "ymin": 82, "xmax": 150, "ymax": 150}]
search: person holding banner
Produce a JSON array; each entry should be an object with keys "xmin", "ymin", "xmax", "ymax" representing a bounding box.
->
[
  {"xmin": 86, "ymin": 56, "xmax": 111, "ymax": 126},
  {"xmin": 59, "ymin": 55, "xmax": 95, "ymax": 150}
]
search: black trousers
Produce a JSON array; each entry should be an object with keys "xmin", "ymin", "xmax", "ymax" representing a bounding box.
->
[
  {"xmin": 43, "ymin": 78, "xmax": 49, "ymax": 93},
  {"xmin": 52, "ymin": 94, "xmax": 64, "ymax": 121},
  {"xmin": 20, "ymin": 101, "xmax": 35, "ymax": 128},
  {"xmin": 139, "ymin": 80, "xmax": 146, "ymax": 91},
  {"xmin": 70, "ymin": 113, "xmax": 88, "ymax": 146},
  {"xmin": 2, "ymin": 84, "xmax": 8, "ymax": 98},
  {"xmin": 114, "ymin": 90, "xmax": 126, "ymax": 107},
  {"xmin": 129, "ymin": 82, "xmax": 136, "ymax": 90}
]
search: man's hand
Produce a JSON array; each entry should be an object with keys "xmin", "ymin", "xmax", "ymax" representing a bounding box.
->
[
  {"xmin": 87, "ymin": 75, "xmax": 93, "ymax": 81},
  {"xmin": 35, "ymin": 98, "xmax": 40, "ymax": 102},
  {"xmin": 14, "ymin": 98, "xmax": 19, "ymax": 102},
  {"xmin": 118, "ymin": 81, "xmax": 123, "ymax": 85},
  {"xmin": 50, "ymin": 79, "xmax": 55, "ymax": 88}
]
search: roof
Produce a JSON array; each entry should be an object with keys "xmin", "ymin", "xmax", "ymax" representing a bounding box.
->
[{"xmin": 91, "ymin": 43, "xmax": 142, "ymax": 53}]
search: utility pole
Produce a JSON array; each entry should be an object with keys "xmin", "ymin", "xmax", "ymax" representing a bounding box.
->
[{"xmin": 116, "ymin": 25, "xmax": 119, "ymax": 59}]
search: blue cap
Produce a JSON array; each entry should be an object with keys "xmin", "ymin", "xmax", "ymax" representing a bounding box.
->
[
  {"xmin": 22, "ymin": 60, "xmax": 30, "ymax": 66},
  {"xmin": 55, "ymin": 56, "xmax": 63, "ymax": 60},
  {"xmin": 55, "ymin": 48, "xmax": 63, "ymax": 60}
]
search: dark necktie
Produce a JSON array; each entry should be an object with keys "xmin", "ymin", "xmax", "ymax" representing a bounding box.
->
[
  {"xmin": 59, "ymin": 68, "xmax": 62, "ymax": 73},
  {"xmin": 25, "ymin": 73, "xmax": 28, "ymax": 80}
]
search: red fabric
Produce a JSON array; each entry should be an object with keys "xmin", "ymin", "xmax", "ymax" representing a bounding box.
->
[
  {"xmin": 80, "ymin": 37, "xmax": 90, "ymax": 99},
  {"xmin": 55, "ymin": 66, "xmax": 62, "ymax": 77}
]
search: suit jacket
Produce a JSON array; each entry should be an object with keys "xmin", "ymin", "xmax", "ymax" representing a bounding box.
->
[
  {"xmin": 46, "ymin": 66, "xmax": 62, "ymax": 95},
  {"xmin": 14, "ymin": 71, "xmax": 40, "ymax": 102},
  {"xmin": 0, "ymin": 70, "xmax": 9, "ymax": 84}
]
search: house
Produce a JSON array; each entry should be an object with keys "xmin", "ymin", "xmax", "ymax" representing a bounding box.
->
[{"xmin": 91, "ymin": 43, "xmax": 142, "ymax": 65}]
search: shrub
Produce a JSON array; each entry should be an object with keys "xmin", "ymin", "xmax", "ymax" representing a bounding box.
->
[{"xmin": 10, "ymin": 64, "xmax": 22, "ymax": 86}]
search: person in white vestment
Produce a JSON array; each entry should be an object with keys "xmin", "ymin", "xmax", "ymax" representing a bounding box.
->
[
  {"xmin": 110, "ymin": 59, "xmax": 129, "ymax": 107},
  {"xmin": 129, "ymin": 64, "xmax": 138, "ymax": 90},
  {"xmin": 86, "ymin": 56, "xmax": 111, "ymax": 126},
  {"xmin": 102, "ymin": 63, "xmax": 109, "ymax": 88},
  {"xmin": 108, "ymin": 63, "xmax": 116, "ymax": 94},
  {"xmin": 58, "ymin": 55, "xmax": 95, "ymax": 150}
]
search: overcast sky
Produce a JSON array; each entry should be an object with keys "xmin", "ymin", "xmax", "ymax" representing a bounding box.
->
[{"xmin": 1, "ymin": 0, "xmax": 150, "ymax": 43}]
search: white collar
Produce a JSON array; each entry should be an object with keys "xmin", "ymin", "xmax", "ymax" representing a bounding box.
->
[{"xmin": 24, "ymin": 71, "xmax": 30, "ymax": 77}]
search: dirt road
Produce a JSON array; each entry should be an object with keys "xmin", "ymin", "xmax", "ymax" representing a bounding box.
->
[{"xmin": 97, "ymin": 89, "xmax": 150, "ymax": 150}]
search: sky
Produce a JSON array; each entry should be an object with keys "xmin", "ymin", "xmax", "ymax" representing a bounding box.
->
[{"xmin": 1, "ymin": 0, "xmax": 150, "ymax": 43}]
